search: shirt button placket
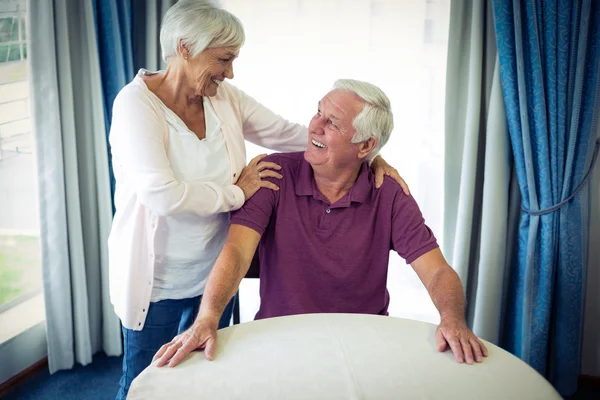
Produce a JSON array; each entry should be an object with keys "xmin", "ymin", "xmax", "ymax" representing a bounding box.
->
[{"xmin": 320, "ymin": 205, "xmax": 331, "ymax": 230}]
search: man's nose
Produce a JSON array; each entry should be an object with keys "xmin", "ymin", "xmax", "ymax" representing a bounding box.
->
[{"xmin": 313, "ymin": 115, "xmax": 326, "ymax": 133}]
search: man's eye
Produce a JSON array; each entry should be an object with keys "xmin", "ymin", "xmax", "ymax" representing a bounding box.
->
[{"xmin": 220, "ymin": 58, "xmax": 231, "ymax": 62}]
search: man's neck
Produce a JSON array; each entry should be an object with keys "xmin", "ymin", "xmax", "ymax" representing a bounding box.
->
[{"xmin": 312, "ymin": 163, "xmax": 363, "ymax": 204}]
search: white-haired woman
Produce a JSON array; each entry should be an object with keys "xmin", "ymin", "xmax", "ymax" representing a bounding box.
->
[{"xmin": 108, "ymin": 1, "xmax": 408, "ymax": 397}]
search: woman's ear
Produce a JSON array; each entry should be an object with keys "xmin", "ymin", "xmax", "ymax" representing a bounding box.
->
[
  {"xmin": 178, "ymin": 39, "xmax": 189, "ymax": 60},
  {"xmin": 358, "ymin": 137, "xmax": 378, "ymax": 160}
]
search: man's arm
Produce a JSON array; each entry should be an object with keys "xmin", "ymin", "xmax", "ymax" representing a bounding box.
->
[
  {"xmin": 411, "ymin": 248, "xmax": 488, "ymax": 364},
  {"xmin": 153, "ymin": 224, "xmax": 261, "ymax": 367},
  {"xmin": 410, "ymin": 248, "xmax": 464, "ymax": 321},
  {"xmin": 198, "ymin": 225, "xmax": 261, "ymax": 325}
]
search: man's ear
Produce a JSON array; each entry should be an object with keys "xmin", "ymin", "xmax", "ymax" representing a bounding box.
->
[{"xmin": 357, "ymin": 137, "xmax": 378, "ymax": 160}]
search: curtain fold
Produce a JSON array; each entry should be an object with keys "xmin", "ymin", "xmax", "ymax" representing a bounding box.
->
[
  {"xmin": 95, "ymin": 0, "xmax": 134, "ymax": 203},
  {"xmin": 29, "ymin": 0, "xmax": 122, "ymax": 373},
  {"xmin": 131, "ymin": 0, "xmax": 177, "ymax": 72},
  {"xmin": 492, "ymin": 0, "xmax": 600, "ymax": 394},
  {"xmin": 443, "ymin": 0, "xmax": 512, "ymax": 345}
]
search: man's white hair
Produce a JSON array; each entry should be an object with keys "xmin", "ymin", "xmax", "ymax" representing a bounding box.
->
[
  {"xmin": 160, "ymin": 0, "xmax": 245, "ymax": 63},
  {"xmin": 332, "ymin": 79, "xmax": 394, "ymax": 160}
]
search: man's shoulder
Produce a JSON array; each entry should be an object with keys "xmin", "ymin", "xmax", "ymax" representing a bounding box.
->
[
  {"xmin": 372, "ymin": 175, "xmax": 422, "ymax": 213},
  {"xmin": 263, "ymin": 151, "xmax": 304, "ymax": 165},
  {"xmin": 262, "ymin": 152, "xmax": 304, "ymax": 185},
  {"xmin": 247, "ymin": 152, "xmax": 304, "ymax": 193},
  {"xmin": 377, "ymin": 175, "xmax": 408, "ymax": 199}
]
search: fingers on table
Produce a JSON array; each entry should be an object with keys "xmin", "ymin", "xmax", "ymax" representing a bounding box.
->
[
  {"xmin": 155, "ymin": 341, "xmax": 182, "ymax": 367},
  {"xmin": 478, "ymin": 338, "xmax": 489, "ymax": 357},
  {"xmin": 152, "ymin": 343, "xmax": 169, "ymax": 363},
  {"xmin": 446, "ymin": 335, "xmax": 465, "ymax": 364},
  {"xmin": 168, "ymin": 339, "xmax": 197, "ymax": 367},
  {"xmin": 470, "ymin": 337, "xmax": 486, "ymax": 362},
  {"xmin": 435, "ymin": 328, "xmax": 448, "ymax": 352},
  {"xmin": 460, "ymin": 337, "xmax": 475, "ymax": 365},
  {"xmin": 204, "ymin": 337, "xmax": 217, "ymax": 361}
]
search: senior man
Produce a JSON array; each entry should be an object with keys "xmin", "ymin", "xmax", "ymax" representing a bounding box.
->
[{"xmin": 153, "ymin": 79, "xmax": 488, "ymax": 367}]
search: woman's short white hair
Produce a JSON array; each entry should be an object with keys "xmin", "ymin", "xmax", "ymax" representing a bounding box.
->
[
  {"xmin": 160, "ymin": 0, "xmax": 245, "ymax": 63},
  {"xmin": 332, "ymin": 79, "xmax": 394, "ymax": 160}
]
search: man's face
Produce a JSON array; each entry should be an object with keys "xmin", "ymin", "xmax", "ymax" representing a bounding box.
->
[{"xmin": 304, "ymin": 89, "xmax": 366, "ymax": 170}]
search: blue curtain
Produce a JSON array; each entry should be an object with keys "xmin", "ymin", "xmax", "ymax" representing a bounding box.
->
[
  {"xmin": 93, "ymin": 0, "xmax": 134, "ymax": 209},
  {"xmin": 492, "ymin": 0, "xmax": 600, "ymax": 395}
]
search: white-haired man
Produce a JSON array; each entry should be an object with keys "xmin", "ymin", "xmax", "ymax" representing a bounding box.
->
[{"xmin": 153, "ymin": 79, "xmax": 488, "ymax": 368}]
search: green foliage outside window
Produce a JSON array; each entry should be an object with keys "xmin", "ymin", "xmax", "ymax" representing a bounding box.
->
[
  {"xmin": 0, "ymin": 16, "xmax": 26, "ymax": 63},
  {"xmin": 0, "ymin": 17, "xmax": 19, "ymax": 43},
  {"xmin": 0, "ymin": 44, "xmax": 21, "ymax": 62}
]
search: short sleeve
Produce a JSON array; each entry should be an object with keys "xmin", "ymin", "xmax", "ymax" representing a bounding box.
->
[
  {"xmin": 391, "ymin": 194, "xmax": 439, "ymax": 264},
  {"xmin": 230, "ymin": 178, "xmax": 278, "ymax": 235}
]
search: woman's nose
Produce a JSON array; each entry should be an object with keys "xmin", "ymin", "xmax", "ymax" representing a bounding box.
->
[{"xmin": 225, "ymin": 65, "xmax": 234, "ymax": 79}]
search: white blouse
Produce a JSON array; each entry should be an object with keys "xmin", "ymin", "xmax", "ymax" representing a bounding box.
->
[
  {"xmin": 150, "ymin": 97, "xmax": 230, "ymax": 302},
  {"xmin": 108, "ymin": 71, "xmax": 308, "ymax": 331}
]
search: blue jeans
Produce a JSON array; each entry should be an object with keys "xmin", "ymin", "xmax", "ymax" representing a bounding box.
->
[{"xmin": 116, "ymin": 294, "xmax": 236, "ymax": 399}]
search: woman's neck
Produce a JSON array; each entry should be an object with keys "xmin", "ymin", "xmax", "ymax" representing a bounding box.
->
[{"xmin": 146, "ymin": 62, "xmax": 203, "ymax": 110}]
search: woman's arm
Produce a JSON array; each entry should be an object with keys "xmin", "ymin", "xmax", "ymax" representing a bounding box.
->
[
  {"xmin": 228, "ymin": 84, "xmax": 308, "ymax": 152},
  {"xmin": 226, "ymin": 83, "xmax": 409, "ymax": 193},
  {"xmin": 110, "ymin": 86, "xmax": 245, "ymax": 217}
]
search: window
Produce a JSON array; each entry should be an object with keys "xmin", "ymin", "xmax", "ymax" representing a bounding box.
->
[
  {"xmin": 222, "ymin": 0, "xmax": 450, "ymax": 325},
  {"xmin": 0, "ymin": 0, "xmax": 44, "ymax": 347},
  {"xmin": 0, "ymin": 1, "xmax": 26, "ymax": 63}
]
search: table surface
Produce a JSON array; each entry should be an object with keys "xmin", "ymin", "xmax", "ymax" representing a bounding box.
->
[{"xmin": 128, "ymin": 313, "xmax": 561, "ymax": 400}]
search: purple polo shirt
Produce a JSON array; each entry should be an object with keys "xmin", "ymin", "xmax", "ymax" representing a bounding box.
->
[{"xmin": 230, "ymin": 152, "xmax": 438, "ymax": 320}]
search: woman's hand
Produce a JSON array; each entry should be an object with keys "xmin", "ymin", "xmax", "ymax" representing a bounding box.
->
[
  {"xmin": 371, "ymin": 155, "xmax": 410, "ymax": 195},
  {"xmin": 236, "ymin": 154, "xmax": 283, "ymax": 200}
]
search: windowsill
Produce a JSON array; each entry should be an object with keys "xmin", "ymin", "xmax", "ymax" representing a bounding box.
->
[{"xmin": 0, "ymin": 293, "xmax": 45, "ymax": 344}]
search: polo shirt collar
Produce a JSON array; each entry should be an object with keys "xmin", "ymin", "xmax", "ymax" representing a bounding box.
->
[{"xmin": 295, "ymin": 155, "xmax": 373, "ymax": 207}]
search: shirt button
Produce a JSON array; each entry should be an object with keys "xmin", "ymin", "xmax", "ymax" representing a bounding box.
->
[{"xmin": 326, "ymin": 209, "xmax": 331, "ymax": 214}]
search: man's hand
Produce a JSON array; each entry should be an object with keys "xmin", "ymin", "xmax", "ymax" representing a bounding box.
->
[
  {"xmin": 435, "ymin": 317, "xmax": 488, "ymax": 364},
  {"xmin": 370, "ymin": 155, "xmax": 410, "ymax": 194},
  {"xmin": 152, "ymin": 316, "xmax": 219, "ymax": 368}
]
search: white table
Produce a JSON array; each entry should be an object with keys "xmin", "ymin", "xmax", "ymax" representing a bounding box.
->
[{"xmin": 128, "ymin": 313, "xmax": 561, "ymax": 400}]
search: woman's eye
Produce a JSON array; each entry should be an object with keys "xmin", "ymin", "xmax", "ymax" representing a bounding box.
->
[{"xmin": 220, "ymin": 58, "xmax": 231, "ymax": 63}]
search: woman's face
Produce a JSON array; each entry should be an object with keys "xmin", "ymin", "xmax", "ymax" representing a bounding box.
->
[{"xmin": 186, "ymin": 46, "xmax": 239, "ymax": 97}]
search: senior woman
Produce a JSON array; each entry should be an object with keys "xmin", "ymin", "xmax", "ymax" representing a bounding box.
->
[{"xmin": 108, "ymin": 0, "xmax": 408, "ymax": 398}]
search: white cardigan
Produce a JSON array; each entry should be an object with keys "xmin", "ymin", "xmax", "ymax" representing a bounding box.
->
[{"xmin": 108, "ymin": 73, "xmax": 307, "ymax": 330}]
